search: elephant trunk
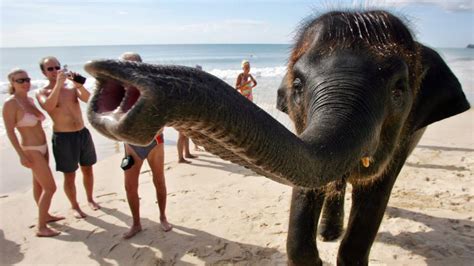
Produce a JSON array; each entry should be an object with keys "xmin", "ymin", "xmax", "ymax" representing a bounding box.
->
[
  {"xmin": 299, "ymin": 77, "xmax": 383, "ymax": 180},
  {"xmin": 86, "ymin": 60, "xmax": 343, "ymax": 188}
]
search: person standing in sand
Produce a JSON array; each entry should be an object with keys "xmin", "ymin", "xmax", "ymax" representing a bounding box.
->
[
  {"xmin": 36, "ymin": 56, "xmax": 100, "ymax": 219},
  {"xmin": 3, "ymin": 68, "xmax": 64, "ymax": 237},
  {"xmin": 120, "ymin": 52, "xmax": 172, "ymax": 238},
  {"xmin": 191, "ymin": 65, "xmax": 205, "ymax": 152},
  {"xmin": 235, "ymin": 59, "xmax": 257, "ymax": 102},
  {"xmin": 177, "ymin": 131, "xmax": 198, "ymax": 164},
  {"xmin": 176, "ymin": 64, "xmax": 205, "ymax": 163}
]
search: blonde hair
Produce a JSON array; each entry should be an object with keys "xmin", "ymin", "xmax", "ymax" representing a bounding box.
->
[
  {"xmin": 120, "ymin": 52, "xmax": 143, "ymax": 62},
  {"xmin": 241, "ymin": 59, "xmax": 250, "ymax": 68},
  {"xmin": 7, "ymin": 68, "xmax": 28, "ymax": 94}
]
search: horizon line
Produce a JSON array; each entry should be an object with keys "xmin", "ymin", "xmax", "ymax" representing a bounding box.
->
[
  {"xmin": 1, "ymin": 43, "xmax": 470, "ymax": 49},
  {"xmin": 0, "ymin": 43, "xmax": 294, "ymax": 49}
]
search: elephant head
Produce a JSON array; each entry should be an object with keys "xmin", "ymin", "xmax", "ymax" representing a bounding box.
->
[
  {"xmin": 85, "ymin": 10, "xmax": 469, "ymax": 189},
  {"xmin": 276, "ymin": 10, "xmax": 469, "ymax": 183}
]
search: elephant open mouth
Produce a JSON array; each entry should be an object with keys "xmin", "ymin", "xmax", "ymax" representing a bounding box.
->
[
  {"xmin": 85, "ymin": 60, "xmax": 157, "ymax": 143},
  {"xmin": 93, "ymin": 77, "xmax": 141, "ymax": 121}
]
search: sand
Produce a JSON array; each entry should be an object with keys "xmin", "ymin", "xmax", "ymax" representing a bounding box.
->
[{"xmin": 0, "ymin": 109, "xmax": 472, "ymax": 265}]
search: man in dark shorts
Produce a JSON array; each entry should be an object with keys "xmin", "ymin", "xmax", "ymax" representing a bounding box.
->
[
  {"xmin": 37, "ymin": 56, "xmax": 100, "ymax": 218},
  {"xmin": 52, "ymin": 129, "xmax": 96, "ymax": 173}
]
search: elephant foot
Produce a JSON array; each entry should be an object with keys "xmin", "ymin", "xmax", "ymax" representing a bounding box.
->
[
  {"xmin": 337, "ymin": 253, "xmax": 368, "ymax": 266},
  {"xmin": 318, "ymin": 217, "xmax": 344, "ymax": 241},
  {"xmin": 288, "ymin": 257, "xmax": 323, "ymax": 266},
  {"xmin": 319, "ymin": 180, "xmax": 346, "ymax": 241}
]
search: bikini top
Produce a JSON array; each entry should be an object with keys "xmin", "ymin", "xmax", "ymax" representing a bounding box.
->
[{"xmin": 16, "ymin": 98, "xmax": 46, "ymax": 128}]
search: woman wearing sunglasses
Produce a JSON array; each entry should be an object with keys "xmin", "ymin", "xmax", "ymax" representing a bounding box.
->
[{"xmin": 2, "ymin": 68, "xmax": 64, "ymax": 237}]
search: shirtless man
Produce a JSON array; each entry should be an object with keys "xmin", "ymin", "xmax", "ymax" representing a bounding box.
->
[
  {"xmin": 36, "ymin": 56, "xmax": 100, "ymax": 218},
  {"xmin": 120, "ymin": 52, "xmax": 172, "ymax": 238}
]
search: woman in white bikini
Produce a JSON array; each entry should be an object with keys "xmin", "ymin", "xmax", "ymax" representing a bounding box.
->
[{"xmin": 3, "ymin": 68, "xmax": 63, "ymax": 237}]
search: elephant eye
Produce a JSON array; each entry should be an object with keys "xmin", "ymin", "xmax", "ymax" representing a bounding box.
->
[
  {"xmin": 391, "ymin": 80, "xmax": 407, "ymax": 107},
  {"xmin": 293, "ymin": 78, "xmax": 303, "ymax": 92},
  {"xmin": 392, "ymin": 88, "xmax": 403, "ymax": 104}
]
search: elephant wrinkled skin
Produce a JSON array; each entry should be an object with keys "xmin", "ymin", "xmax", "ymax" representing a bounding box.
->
[{"xmin": 85, "ymin": 10, "xmax": 470, "ymax": 265}]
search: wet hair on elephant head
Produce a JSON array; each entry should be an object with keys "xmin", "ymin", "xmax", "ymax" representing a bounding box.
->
[{"xmin": 84, "ymin": 10, "xmax": 470, "ymax": 265}]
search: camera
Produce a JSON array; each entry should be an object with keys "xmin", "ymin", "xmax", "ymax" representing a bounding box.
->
[
  {"xmin": 120, "ymin": 155, "xmax": 135, "ymax": 170},
  {"xmin": 63, "ymin": 64, "xmax": 87, "ymax": 85}
]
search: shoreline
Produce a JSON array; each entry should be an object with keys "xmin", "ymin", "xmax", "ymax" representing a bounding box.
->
[{"xmin": 0, "ymin": 109, "xmax": 472, "ymax": 265}]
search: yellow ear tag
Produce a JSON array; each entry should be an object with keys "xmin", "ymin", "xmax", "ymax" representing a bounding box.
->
[{"xmin": 361, "ymin": 157, "xmax": 371, "ymax": 168}]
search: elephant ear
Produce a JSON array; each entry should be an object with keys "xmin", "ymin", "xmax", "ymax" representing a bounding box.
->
[{"xmin": 411, "ymin": 44, "xmax": 470, "ymax": 131}]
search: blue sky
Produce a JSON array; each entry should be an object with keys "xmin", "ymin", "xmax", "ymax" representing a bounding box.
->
[{"xmin": 1, "ymin": 0, "xmax": 473, "ymax": 48}]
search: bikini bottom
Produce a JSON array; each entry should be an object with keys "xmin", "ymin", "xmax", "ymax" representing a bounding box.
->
[{"xmin": 22, "ymin": 143, "xmax": 48, "ymax": 155}]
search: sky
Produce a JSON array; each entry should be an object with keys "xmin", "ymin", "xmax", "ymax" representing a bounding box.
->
[{"xmin": 0, "ymin": 0, "xmax": 473, "ymax": 48}]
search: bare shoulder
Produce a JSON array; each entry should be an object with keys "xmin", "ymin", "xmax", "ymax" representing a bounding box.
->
[
  {"xmin": 36, "ymin": 86, "xmax": 50, "ymax": 97},
  {"xmin": 3, "ymin": 95, "xmax": 16, "ymax": 106},
  {"xmin": 37, "ymin": 85, "xmax": 49, "ymax": 93},
  {"xmin": 2, "ymin": 96, "xmax": 18, "ymax": 111}
]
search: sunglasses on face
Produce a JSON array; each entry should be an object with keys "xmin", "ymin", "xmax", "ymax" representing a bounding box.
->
[
  {"xmin": 46, "ymin": 66, "xmax": 61, "ymax": 72},
  {"xmin": 15, "ymin": 78, "xmax": 31, "ymax": 84}
]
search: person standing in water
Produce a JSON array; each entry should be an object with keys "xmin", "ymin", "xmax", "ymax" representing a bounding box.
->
[{"xmin": 235, "ymin": 60, "xmax": 257, "ymax": 101}]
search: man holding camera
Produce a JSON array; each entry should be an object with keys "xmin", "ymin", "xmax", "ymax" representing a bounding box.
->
[{"xmin": 36, "ymin": 56, "xmax": 100, "ymax": 218}]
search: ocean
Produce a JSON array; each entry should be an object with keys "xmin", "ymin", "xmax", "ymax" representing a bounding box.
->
[{"xmin": 0, "ymin": 44, "xmax": 472, "ymax": 193}]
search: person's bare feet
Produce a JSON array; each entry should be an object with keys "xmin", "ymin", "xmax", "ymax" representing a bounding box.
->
[
  {"xmin": 185, "ymin": 153, "xmax": 198, "ymax": 159},
  {"xmin": 72, "ymin": 207, "xmax": 87, "ymax": 219},
  {"xmin": 36, "ymin": 227, "xmax": 60, "ymax": 237},
  {"xmin": 88, "ymin": 200, "xmax": 101, "ymax": 210},
  {"xmin": 123, "ymin": 225, "xmax": 142, "ymax": 239},
  {"xmin": 178, "ymin": 158, "xmax": 192, "ymax": 164},
  {"xmin": 46, "ymin": 214, "xmax": 65, "ymax": 223},
  {"xmin": 160, "ymin": 218, "xmax": 173, "ymax": 232}
]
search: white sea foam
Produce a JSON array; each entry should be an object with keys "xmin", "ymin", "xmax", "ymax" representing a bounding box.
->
[{"xmin": 209, "ymin": 66, "xmax": 287, "ymax": 80}]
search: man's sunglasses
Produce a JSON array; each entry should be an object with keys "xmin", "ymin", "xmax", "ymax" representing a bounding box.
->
[
  {"xmin": 46, "ymin": 66, "xmax": 61, "ymax": 72},
  {"xmin": 15, "ymin": 78, "xmax": 31, "ymax": 84}
]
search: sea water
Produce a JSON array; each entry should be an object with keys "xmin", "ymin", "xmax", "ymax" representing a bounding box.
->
[{"xmin": 0, "ymin": 44, "xmax": 472, "ymax": 193}]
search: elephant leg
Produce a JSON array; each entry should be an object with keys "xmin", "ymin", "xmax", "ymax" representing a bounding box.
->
[
  {"xmin": 319, "ymin": 179, "xmax": 346, "ymax": 241},
  {"xmin": 287, "ymin": 187, "xmax": 325, "ymax": 266},
  {"xmin": 337, "ymin": 167, "xmax": 403, "ymax": 265}
]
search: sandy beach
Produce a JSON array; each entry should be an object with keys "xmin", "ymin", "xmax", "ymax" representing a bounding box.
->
[{"xmin": 0, "ymin": 109, "xmax": 472, "ymax": 265}]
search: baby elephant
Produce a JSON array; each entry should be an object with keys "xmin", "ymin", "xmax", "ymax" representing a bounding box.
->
[
  {"xmin": 84, "ymin": 10, "xmax": 470, "ymax": 266},
  {"xmin": 277, "ymin": 10, "xmax": 470, "ymax": 265}
]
